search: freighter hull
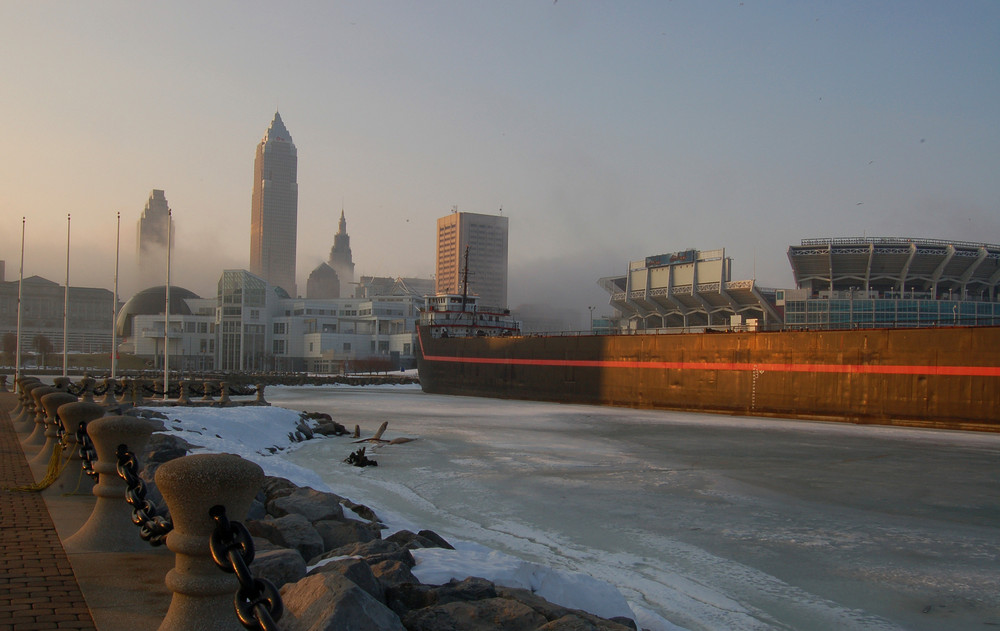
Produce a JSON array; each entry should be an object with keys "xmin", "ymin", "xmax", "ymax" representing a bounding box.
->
[{"xmin": 417, "ymin": 326, "xmax": 1000, "ymax": 431}]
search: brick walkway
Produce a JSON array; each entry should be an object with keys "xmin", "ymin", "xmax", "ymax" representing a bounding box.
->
[{"xmin": 0, "ymin": 392, "xmax": 97, "ymax": 631}]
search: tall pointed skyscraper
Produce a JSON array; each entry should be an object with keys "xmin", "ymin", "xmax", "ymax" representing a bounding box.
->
[
  {"xmin": 328, "ymin": 210, "xmax": 355, "ymax": 298},
  {"xmin": 136, "ymin": 189, "xmax": 174, "ymax": 288},
  {"xmin": 250, "ymin": 112, "xmax": 298, "ymax": 297}
]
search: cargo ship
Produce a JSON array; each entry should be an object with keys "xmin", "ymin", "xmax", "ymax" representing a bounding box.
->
[
  {"xmin": 416, "ymin": 316, "xmax": 1000, "ymax": 432},
  {"xmin": 418, "ymin": 238, "xmax": 1000, "ymax": 431}
]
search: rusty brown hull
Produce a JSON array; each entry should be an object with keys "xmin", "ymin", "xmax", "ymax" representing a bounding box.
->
[{"xmin": 416, "ymin": 326, "xmax": 1000, "ymax": 431}]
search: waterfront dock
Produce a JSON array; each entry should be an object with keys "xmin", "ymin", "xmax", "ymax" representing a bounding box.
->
[{"xmin": 0, "ymin": 392, "xmax": 172, "ymax": 631}]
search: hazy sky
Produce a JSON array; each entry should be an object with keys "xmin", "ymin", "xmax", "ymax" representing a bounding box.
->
[{"xmin": 2, "ymin": 2, "xmax": 998, "ymax": 322}]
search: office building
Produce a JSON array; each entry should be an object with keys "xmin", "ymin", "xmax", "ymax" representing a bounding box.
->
[
  {"xmin": 250, "ymin": 112, "xmax": 298, "ymax": 297},
  {"xmin": 435, "ymin": 211, "xmax": 509, "ymax": 308},
  {"xmin": 136, "ymin": 189, "xmax": 174, "ymax": 287}
]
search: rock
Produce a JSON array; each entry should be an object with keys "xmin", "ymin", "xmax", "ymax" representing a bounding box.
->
[
  {"xmin": 280, "ymin": 572, "xmax": 406, "ymax": 631},
  {"xmin": 308, "ymin": 557, "xmax": 384, "ymax": 603},
  {"xmin": 314, "ymin": 519, "xmax": 380, "ymax": 551},
  {"xmin": 402, "ymin": 597, "xmax": 546, "ymax": 631},
  {"xmin": 251, "ymin": 548, "xmax": 307, "ymax": 589},
  {"xmin": 537, "ymin": 614, "xmax": 635, "ymax": 630},
  {"xmin": 497, "ymin": 587, "xmax": 636, "ymax": 631},
  {"xmin": 431, "ymin": 577, "xmax": 498, "ymax": 605},
  {"xmin": 341, "ymin": 499, "xmax": 379, "ymax": 523},
  {"xmin": 247, "ymin": 498, "xmax": 268, "ymax": 520},
  {"xmin": 385, "ymin": 529, "xmax": 454, "ymax": 550},
  {"xmin": 370, "ymin": 559, "xmax": 419, "ymax": 590},
  {"xmin": 294, "ymin": 419, "xmax": 315, "ymax": 440},
  {"xmin": 267, "ymin": 487, "xmax": 345, "ymax": 523},
  {"xmin": 247, "ymin": 513, "xmax": 325, "ymax": 562},
  {"xmin": 261, "ymin": 475, "xmax": 299, "ymax": 502},
  {"xmin": 310, "ymin": 539, "xmax": 414, "ymax": 568}
]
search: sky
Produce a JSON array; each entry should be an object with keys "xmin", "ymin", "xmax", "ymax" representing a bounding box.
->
[{"xmin": 1, "ymin": 1, "xmax": 998, "ymax": 323}]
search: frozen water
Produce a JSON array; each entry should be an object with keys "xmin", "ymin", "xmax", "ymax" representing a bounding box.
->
[
  {"xmin": 268, "ymin": 384, "xmax": 1000, "ymax": 631},
  {"xmin": 144, "ymin": 384, "xmax": 1000, "ymax": 631}
]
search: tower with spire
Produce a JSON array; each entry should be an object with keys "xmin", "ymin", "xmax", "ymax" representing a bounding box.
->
[
  {"xmin": 136, "ymin": 189, "xmax": 174, "ymax": 288},
  {"xmin": 250, "ymin": 111, "xmax": 298, "ymax": 297},
  {"xmin": 328, "ymin": 210, "xmax": 355, "ymax": 298}
]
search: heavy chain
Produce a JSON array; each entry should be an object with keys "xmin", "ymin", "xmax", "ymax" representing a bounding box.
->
[
  {"xmin": 115, "ymin": 445, "xmax": 173, "ymax": 546},
  {"xmin": 209, "ymin": 505, "xmax": 283, "ymax": 631},
  {"xmin": 76, "ymin": 422, "xmax": 98, "ymax": 480}
]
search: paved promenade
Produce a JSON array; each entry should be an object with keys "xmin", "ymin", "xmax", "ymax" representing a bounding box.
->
[
  {"xmin": 0, "ymin": 392, "xmax": 96, "ymax": 630},
  {"xmin": 0, "ymin": 392, "xmax": 172, "ymax": 631}
]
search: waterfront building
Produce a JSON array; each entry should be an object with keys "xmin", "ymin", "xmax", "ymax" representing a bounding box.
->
[
  {"xmin": 355, "ymin": 276, "xmax": 435, "ymax": 300},
  {"xmin": 0, "ymin": 276, "xmax": 115, "ymax": 356},
  {"xmin": 435, "ymin": 211, "xmax": 509, "ymax": 308},
  {"xmin": 250, "ymin": 112, "xmax": 298, "ymax": 298},
  {"xmin": 115, "ymin": 286, "xmax": 216, "ymax": 371},
  {"xmin": 136, "ymin": 189, "xmax": 174, "ymax": 287}
]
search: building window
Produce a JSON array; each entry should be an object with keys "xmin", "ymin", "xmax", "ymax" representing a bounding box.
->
[
  {"xmin": 273, "ymin": 340, "xmax": 285, "ymax": 354},
  {"xmin": 309, "ymin": 342, "xmax": 314, "ymax": 352},
  {"xmin": 273, "ymin": 322, "xmax": 286, "ymax": 334},
  {"xmin": 343, "ymin": 342, "xmax": 351, "ymax": 351}
]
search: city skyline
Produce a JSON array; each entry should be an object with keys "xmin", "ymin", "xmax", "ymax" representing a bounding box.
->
[{"xmin": 1, "ymin": 3, "xmax": 998, "ymax": 317}]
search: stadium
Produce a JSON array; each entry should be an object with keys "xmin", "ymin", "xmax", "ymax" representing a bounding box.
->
[{"xmin": 601, "ymin": 237, "xmax": 1000, "ymax": 331}]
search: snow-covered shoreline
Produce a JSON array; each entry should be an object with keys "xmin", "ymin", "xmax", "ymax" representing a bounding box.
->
[{"xmin": 139, "ymin": 393, "xmax": 668, "ymax": 630}]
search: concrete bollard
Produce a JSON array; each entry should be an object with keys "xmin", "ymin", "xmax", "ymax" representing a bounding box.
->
[
  {"xmin": 45, "ymin": 401, "xmax": 106, "ymax": 496},
  {"xmin": 64, "ymin": 415, "xmax": 159, "ymax": 553},
  {"xmin": 23, "ymin": 385, "xmax": 59, "ymax": 448},
  {"xmin": 254, "ymin": 384, "xmax": 267, "ymax": 406},
  {"xmin": 200, "ymin": 380, "xmax": 215, "ymax": 403},
  {"xmin": 131, "ymin": 379, "xmax": 145, "ymax": 406},
  {"xmin": 0, "ymin": 374, "xmax": 8, "ymax": 392},
  {"xmin": 52, "ymin": 376, "xmax": 72, "ymax": 391},
  {"xmin": 77, "ymin": 375, "xmax": 96, "ymax": 402},
  {"xmin": 12, "ymin": 378, "xmax": 42, "ymax": 432},
  {"xmin": 217, "ymin": 382, "xmax": 231, "ymax": 406},
  {"xmin": 100, "ymin": 377, "xmax": 119, "ymax": 406},
  {"xmin": 156, "ymin": 453, "xmax": 264, "ymax": 631},
  {"xmin": 175, "ymin": 380, "xmax": 190, "ymax": 405},
  {"xmin": 30, "ymin": 391, "xmax": 78, "ymax": 467}
]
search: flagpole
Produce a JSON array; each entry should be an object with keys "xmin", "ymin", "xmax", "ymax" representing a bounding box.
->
[
  {"xmin": 163, "ymin": 208, "xmax": 171, "ymax": 398},
  {"xmin": 63, "ymin": 213, "xmax": 70, "ymax": 377},
  {"xmin": 14, "ymin": 218, "xmax": 24, "ymax": 385},
  {"xmin": 111, "ymin": 212, "xmax": 120, "ymax": 379}
]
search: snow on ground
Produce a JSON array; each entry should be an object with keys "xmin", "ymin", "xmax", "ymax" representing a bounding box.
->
[{"xmin": 139, "ymin": 397, "xmax": 652, "ymax": 629}]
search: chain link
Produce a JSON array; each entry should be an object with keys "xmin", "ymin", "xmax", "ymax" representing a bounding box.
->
[
  {"xmin": 209, "ymin": 505, "xmax": 283, "ymax": 631},
  {"xmin": 76, "ymin": 422, "xmax": 98, "ymax": 481},
  {"xmin": 115, "ymin": 445, "xmax": 174, "ymax": 546}
]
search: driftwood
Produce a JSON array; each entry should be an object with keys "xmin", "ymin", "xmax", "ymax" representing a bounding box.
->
[{"xmin": 352, "ymin": 421, "xmax": 416, "ymax": 445}]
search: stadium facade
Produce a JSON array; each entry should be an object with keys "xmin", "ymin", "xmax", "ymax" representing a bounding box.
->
[{"xmin": 602, "ymin": 237, "xmax": 1000, "ymax": 331}]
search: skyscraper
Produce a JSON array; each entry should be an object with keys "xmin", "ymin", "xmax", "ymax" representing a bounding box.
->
[
  {"xmin": 136, "ymin": 189, "xmax": 174, "ymax": 287},
  {"xmin": 250, "ymin": 112, "xmax": 298, "ymax": 297},
  {"xmin": 436, "ymin": 211, "xmax": 509, "ymax": 308},
  {"xmin": 328, "ymin": 210, "xmax": 355, "ymax": 298}
]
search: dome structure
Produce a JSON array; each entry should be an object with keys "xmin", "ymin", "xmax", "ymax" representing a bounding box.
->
[{"xmin": 116, "ymin": 285, "xmax": 200, "ymax": 337}]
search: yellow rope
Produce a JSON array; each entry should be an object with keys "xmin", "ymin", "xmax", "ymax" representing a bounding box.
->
[{"xmin": 3, "ymin": 443, "xmax": 70, "ymax": 492}]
